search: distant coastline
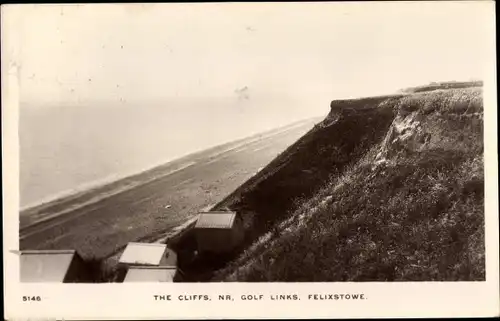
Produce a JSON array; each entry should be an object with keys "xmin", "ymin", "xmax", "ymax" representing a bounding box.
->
[{"xmin": 20, "ymin": 117, "xmax": 319, "ymax": 215}]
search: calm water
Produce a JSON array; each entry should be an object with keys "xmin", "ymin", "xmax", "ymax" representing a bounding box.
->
[{"xmin": 20, "ymin": 98, "xmax": 321, "ymax": 208}]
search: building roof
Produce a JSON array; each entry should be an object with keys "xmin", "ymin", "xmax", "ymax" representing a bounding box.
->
[
  {"xmin": 119, "ymin": 242, "xmax": 176, "ymax": 266},
  {"xmin": 123, "ymin": 266, "xmax": 177, "ymax": 283},
  {"xmin": 20, "ymin": 250, "xmax": 78, "ymax": 283},
  {"xmin": 195, "ymin": 211, "xmax": 237, "ymax": 229}
]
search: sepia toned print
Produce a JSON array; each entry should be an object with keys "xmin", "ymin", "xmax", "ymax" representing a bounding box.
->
[
  {"xmin": 14, "ymin": 5, "xmax": 487, "ymax": 283},
  {"xmin": 18, "ymin": 80, "xmax": 486, "ymax": 283},
  {"xmin": 3, "ymin": 2, "xmax": 498, "ymax": 319}
]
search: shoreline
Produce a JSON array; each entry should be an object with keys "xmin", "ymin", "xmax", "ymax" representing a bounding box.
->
[
  {"xmin": 19, "ymin": 117, "xmax": 320, "ymax": 260},
  {"xmin": 20, "ymin": 117, "xmax": 318, "ymax": 215}
]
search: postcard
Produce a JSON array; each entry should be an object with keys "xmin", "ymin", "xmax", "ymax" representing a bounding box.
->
[{"xmin": 2, "ymin": 2, "xmax": 498, "ymax": 319}]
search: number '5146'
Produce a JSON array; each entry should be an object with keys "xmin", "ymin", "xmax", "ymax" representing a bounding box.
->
[{"xmin": 23, "ymin": 296, "xmax": 41, "ymax": 301}]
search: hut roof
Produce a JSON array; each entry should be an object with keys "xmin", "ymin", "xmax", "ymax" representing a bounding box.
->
[
  {"xmin": 119, "ymin": 242, "xmax": 176, "ymax": 267},
  {"xmin": 195, "ymin": 211, "xmax": 238, "ymax": 229},
  {"xmin": 19, "ymin": 249, "xmax": 79, "ymax": 283},
  {"xmin": 123, "ymin": 266, "xmax": 176, "ymax": 282}
]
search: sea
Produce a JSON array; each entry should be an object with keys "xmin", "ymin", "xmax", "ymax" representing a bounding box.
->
[{"xmin": 19, "ymin": 98, "xmax": 323, "ymax": 209}]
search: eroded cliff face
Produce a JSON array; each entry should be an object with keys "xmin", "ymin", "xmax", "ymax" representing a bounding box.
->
[
  {"xmin": 211, "ymin": 85, "xmax": 484, "ymax": 282},
  {"xmin": 375, "ymin": 87, "xmax": 483, "ymax": 168},
  {"xmin": 214, "ymin": 95, "xmax": 397, "ymax": 243}
]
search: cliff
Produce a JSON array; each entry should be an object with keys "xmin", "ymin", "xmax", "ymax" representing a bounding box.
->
[{"xmin": 209, "ymin": 82, "xmax": 484, "ymax": 281}]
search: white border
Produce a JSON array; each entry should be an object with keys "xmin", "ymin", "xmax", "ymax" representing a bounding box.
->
[{"xmin": 2, "ymin": 2, "xmax": 499, "ymax": 319}]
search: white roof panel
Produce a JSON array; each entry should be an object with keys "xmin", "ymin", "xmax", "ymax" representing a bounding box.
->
[
  {"xmin": 20, "ymin": 250, "xmax": 76, "ymax": 283},
  {"xmin": 124, "ymin": 267, "xmax": 176, "ymax": 282},
  {"xmin": 195, "ymin": 211, "xmax": 237, "ymax": 229},
  {"xmin": 119, "ymin": 242, "xmax": 167, "ymax": 266}
]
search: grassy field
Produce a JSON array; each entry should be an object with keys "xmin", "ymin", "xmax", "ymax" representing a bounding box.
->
[
  {"xmin": 399, "ymin": 80, "xmax": 483, "ymax": 93},
  {"xmin": 195, "ymin": 83, "xmax": 485, "ymax": 282}
]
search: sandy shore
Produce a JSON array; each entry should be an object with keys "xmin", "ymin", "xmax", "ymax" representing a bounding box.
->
[{"xmin": 19, "ymin": 118, "xmax": 319, "ymax": 259}]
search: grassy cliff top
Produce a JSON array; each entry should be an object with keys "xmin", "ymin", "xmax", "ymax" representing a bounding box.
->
[{"xmin": 205, "ymin": 83, "xmax": 484, "ymax": 282}]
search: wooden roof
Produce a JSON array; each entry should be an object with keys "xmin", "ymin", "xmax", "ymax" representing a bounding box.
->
[
  {"xmin": 20, "ymin": 250, "xmax": 78, "ymax": 283},
  {"xmin": 195, "ymin": 211, "xmax": 238, "ymax": 229}
]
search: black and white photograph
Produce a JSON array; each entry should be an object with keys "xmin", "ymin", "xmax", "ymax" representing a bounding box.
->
[{"xmin": 2, "ymin": 2, "xmax": 498, "ymax": 319}]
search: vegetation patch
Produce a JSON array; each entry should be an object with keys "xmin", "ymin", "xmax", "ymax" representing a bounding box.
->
[
  {"xmin": 208, "ymin": 83, "xmax": 484, "ymax": 282},
  {"xmin": 82, "ymin": 256, "xmax": 127, "ymax": 283}
]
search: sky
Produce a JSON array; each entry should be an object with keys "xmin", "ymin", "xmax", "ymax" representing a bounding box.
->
[
  {"xmin": 9, "ymin": 2, "xmax": 494, "ymax": 108},
  {"xmin": 3, "ymin": 2, "xmax": 495, "ymax": 207}
]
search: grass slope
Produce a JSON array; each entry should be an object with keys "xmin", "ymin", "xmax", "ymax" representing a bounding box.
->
[{"xmin": 209, "ymin": 85, "xmax": 484, "ymax": 282}]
